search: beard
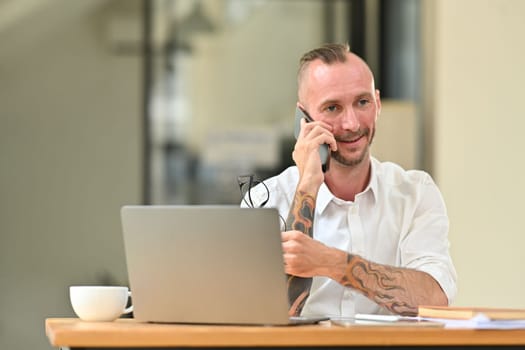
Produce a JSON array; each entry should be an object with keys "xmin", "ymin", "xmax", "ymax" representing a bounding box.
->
[{"xmin": 331, "ymin": 127, "xmax": 375, "ymax": 167}]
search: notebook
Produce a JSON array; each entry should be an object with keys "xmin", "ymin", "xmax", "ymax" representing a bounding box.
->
[{"xmin": 121, "ymin": 205, "xmax": 327, "ymax": 326}]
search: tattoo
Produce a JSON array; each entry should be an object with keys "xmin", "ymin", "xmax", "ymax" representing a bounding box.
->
[
  {"xmin": 286, "ymin": 191, "xmax": 315, "ymax": 237},
  {"xmin": 340, "ymin": 254, "xmax": 418, "ymax": 316},
  {"xmin": 286, "ymin": 190, "xmax": 316, "ymax": 316},
  {"xmin": 287, "ymin": 275, "xmax": 311, "ymax": 316}
]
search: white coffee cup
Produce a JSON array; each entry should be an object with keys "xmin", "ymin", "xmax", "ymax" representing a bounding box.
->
[{"xmin": 70, "ymin": 286, "xmax": 133, "ymax": 322}]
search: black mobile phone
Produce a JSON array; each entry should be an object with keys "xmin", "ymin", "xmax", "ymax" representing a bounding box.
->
[{"xmin": 294, "ymin": 107, "xmax": 330, "ymax": 172}]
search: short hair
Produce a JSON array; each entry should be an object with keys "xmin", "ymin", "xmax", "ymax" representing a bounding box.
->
[{"xmin": 297, "ymin": 43, "xmax": 350, "ymax": 84}]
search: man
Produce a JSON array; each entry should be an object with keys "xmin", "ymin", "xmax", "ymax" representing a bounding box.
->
[{"xmin": 243, "ymin": 43, "xmax": 457, "ymax": 317}]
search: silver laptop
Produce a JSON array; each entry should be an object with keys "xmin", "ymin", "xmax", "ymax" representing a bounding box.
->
[{"xmin": 121, "ymin": 205, "xmax": 327, "ymax": 325}]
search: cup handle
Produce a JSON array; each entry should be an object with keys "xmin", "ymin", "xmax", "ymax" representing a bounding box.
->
[{"xmin": 123, "ymin": 291, "xmax": 133, "ymax": 314}]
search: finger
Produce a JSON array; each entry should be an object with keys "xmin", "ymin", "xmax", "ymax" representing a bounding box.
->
[
  {"xmin": 281, "ymin": 230, "xmax": 303, "ymax": 241},
  {"xmin": 281, "ymin": 239, "xmax": 297, "ymax": 253},
  {"xmin": 282, "ymin": 239, "xmax": 303, "ymax": 256},
  {"xmin": 283, "ymin": 253, "xmax": 298, "ymax": 272},
  {"xmin": 298, "ymin": 117, "xmax": 309, "ymax": 139},
  {"xmin": 304, "ymin": 125, "xmax": 337, "ymax": 153},
  {"xmin": 281, "ymin": 231, "xmax": 293, "ymax": 242},
  {"xmin": 311, "ymin": 133, "xmax": 337, "ymax": 153},
  {"xmin": 300, "ymin": 119, "xmax": 333, "ymax": 140},
  {"xmin": 312, "ymin": 120, "xmax": 333, "ymax": 133},
  {"xmin": 303, "ymin": 123, "xmax": 332, "ymax": 141}
]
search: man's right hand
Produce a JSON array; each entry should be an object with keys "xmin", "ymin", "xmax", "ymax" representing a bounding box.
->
[{"xmin": 292, "ymin": 118, "xmax": 336, "ymax": 192}]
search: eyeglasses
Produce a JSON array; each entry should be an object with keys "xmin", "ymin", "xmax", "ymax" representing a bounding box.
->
[
  {"xmin": 237, "ymin": 174, "xmax": 286, "ymax": 231},
  {"xmin": 237, "ymin": 174, "xmax": 269, "ymax": 208}
]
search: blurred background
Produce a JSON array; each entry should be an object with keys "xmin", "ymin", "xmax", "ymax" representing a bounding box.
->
[{"xmin": 1, "ymin": 0, "xmax": 524, "ymax": 348}]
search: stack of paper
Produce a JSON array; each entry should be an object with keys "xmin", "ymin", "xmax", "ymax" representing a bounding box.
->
[{"xmin": 418, "ymin": 306, "xmax": 525, "ymax": 329}]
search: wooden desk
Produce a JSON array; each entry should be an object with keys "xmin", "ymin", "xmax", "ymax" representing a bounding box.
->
[{"xmin": 46, "ymin": 318, "xmax": 525, "ymax": 350}]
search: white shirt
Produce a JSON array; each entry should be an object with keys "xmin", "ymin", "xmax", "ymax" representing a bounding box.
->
[{"xmin": 242, "ymin": 157, "xmax": 457, "ymax": 317}]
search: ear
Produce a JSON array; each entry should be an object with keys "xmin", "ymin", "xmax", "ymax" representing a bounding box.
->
[{"xmin": 375, "ymin": 89, "xmax": 381, "ymax": 119}]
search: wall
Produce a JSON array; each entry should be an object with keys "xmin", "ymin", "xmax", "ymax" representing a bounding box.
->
[
  {"xmin": 428, "ymin": 0, "xmax": 525, "ymax": 307},
  {"xmin": 190, "ymin": 1, "xmax": 324, "ymax": 151},
  {"xmin": 0, "ymin": 2, "xmax": 142, "ymax": 349}
]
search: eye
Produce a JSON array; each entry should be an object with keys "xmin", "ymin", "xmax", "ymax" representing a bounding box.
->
[
  {"xmin": 326, "ymin": 105, "xmax": 338, "ymax": 113},
  {"xmin": 358, "ymin": 99, "xmax": 370, "ymax": 107}
]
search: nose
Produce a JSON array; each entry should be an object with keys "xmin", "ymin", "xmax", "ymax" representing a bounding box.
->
[{"xmin": 340, "ymin": 108, "xmax": 360, "ymax": 132}]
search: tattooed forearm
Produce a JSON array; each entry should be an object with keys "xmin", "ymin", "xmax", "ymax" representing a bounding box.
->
[
  {"xmin": 284, "ymin": 191, "xmax": 447, "ymax": 316},
  {"xmin": 339, "ymin": 254, "xmax": 446, "ymax": 316},
  {"xmin": 286, "ymin": 190, "xmax": 316, "ymax": 237},
  {"xmin": 285, "ymin": 190, "xmax": 316, "ymax": 316},
  {"xmin": 287, "ymin": 275, "xmax": 310, "ymax": 315}
]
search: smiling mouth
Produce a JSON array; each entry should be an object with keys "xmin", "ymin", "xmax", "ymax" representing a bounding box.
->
[
  {"xmin": 349, "ymin": 135, "xmax": 364, "ymax": 143},
  {"xmin": 339, "ymin": 134, "xmax": 364, "ymax": 144}
]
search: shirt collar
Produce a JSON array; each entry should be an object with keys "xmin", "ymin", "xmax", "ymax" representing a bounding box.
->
[
  {"xmin": 367, "ymin": 157, "xmax": 379, "ymax": 204},
  {"xmin": 316, "ymin": 157, "xmax": 379, "ymax": 213}
]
